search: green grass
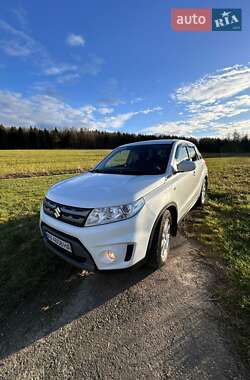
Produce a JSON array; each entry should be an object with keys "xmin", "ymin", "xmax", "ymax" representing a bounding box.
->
[
  {"xmin": 0, "ymin": 174, "xmax": 73, "ymax": 321},
  {"xmin": 0, "ymin": 149, "xmax": 109, "ymax": 178},
  {"xmin": 185, "ymin": 156, "xmax": 250, "ymax": 363},
  {"xmin": 0, "ymin": 153, "xmax": 249, "ymax": 364}
]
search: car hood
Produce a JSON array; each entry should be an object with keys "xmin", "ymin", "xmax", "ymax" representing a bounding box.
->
[{"xmin": 46, "ymin": 172, "xmax": 165, "ymax": 208}]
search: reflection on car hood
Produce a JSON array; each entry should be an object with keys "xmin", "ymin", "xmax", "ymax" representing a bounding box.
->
[{"xmin": 46, "ymin": 172, "xmax": 165, "ymax": 208}]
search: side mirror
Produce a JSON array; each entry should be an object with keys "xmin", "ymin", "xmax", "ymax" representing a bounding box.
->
[{"xmin": 177, "ymin": 160, "xmax": 195, "ymax": 173}]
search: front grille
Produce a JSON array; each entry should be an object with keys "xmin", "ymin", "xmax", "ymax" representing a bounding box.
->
[{"xmin": 43, "ymin": 197, "xmax": 92, "ymax": 227}]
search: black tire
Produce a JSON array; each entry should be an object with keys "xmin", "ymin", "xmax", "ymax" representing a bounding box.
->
[
  {"xmin": 196, "ymin": 178, "xmax": 207, "ymax": 207},
  {"xmin": 148, "ymin": 210, "xmax": 172, "ymax": 269}
]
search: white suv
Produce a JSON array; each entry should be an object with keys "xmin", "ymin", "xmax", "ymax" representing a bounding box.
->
[{"xmin": 40, "ymin": 140, "xmax": 208, "ymax": 270}]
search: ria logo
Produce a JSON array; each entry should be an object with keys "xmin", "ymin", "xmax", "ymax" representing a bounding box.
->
[
  {"xmin": 212, "ymin": 9, "xmax": 241, "ymax": 31},
  {"xmin": 171, "ymin": 8, "xmax": 242, "ymax": 32},
  {"xmin": 54, "ymin": 206, "xmax": 61, "ymax": 218}
]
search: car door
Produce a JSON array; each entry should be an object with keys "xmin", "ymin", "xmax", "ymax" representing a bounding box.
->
[
  {"xmin": 187, "ymin": 145, "xmax": 202, "ymax": 202},
  {"xmin": 172, "ymin": 143, "xmax": 196, "ymax": 218}
]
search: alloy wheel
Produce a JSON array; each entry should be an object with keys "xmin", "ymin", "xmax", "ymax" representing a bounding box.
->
[{"xmin": 160, "ymin": 218, "xmax": 171, "ymax": 261}]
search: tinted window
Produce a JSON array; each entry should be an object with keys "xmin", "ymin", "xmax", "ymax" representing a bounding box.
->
[
  {"xmin": 105, "ymin": 150, "xmax": 129, "ymax": 168},
  {"xmin": 93, "ymin": 144, "xmax": 173, "ymax": 175},
  {"xmin": 187, "ymin": 146, "xmax": 198, "ymax": 161},
  {"xmin": 195, "ymin": 147, "xmax": 202, "ymax": 160},
  {"xmin": 175, "ymin": 145, "xmax": 189, "ymax": 164}
]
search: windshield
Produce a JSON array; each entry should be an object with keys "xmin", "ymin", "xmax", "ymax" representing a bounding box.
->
[{"xmin": 92, "ymin": 143, "xmax": 173, "ymax": 175}]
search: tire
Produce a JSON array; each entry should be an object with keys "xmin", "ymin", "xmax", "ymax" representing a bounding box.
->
[
  {"xmin": 148, "ymin": 210, "xmax": 172, "ymax": 269},
  {"xmin": 196, "ymin": 178, "xmax": 207, "ymax": 207}
]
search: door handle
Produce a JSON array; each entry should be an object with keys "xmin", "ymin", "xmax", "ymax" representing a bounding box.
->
[{"xmin": 193, "ymin": 170, "xmax": 196, "ymax": 176}]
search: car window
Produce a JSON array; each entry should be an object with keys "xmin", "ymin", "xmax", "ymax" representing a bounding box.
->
[
  {"xmin": 195, "ymin": 147, "xmax": 202, "ymax": 160},
  {"xmin": 187, "ymin": 146, "xmax": 199, "ymax": 161},
  {"xmin": 175, "ymin": 145, "xmax": 189, "ymax": 164},
  {"xmin": 94, "ymin": 144, "xmax": 173, "ymax": 175},
  {"xmin": 106, "ymin": 149, "xmax": 129, "ymax": 168}
]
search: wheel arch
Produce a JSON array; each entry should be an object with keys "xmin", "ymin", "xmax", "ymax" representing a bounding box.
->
[{"xmin": 146, "ymin": 202, "xmax": 178, "ymax": 260}]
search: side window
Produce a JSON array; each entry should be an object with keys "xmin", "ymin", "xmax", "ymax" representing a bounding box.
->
[
  {"xmin": 175, "ymin": 145, "xmax": 189, "ymax": 164},
  {"xmin": 187, "ymin": 146, "xmax": 198, "ymax": 162},
  {"xmin": 195, "ymin": 147, "xmax": 202, "ymax": 160}
]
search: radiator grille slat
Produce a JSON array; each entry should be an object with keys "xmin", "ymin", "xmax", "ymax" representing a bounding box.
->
[{"xmin": 43, "ymin": 198, "xmax": 92, "ymax": 227}]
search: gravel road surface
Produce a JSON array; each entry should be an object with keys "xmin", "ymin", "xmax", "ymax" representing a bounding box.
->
[{"xmin": 0, "ymin": 234, "xmax": 247, "ymax": 379}]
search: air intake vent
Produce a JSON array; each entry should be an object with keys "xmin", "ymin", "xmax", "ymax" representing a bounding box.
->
[{"xmin": 125, "ymin": 244, "xmax": 134, "ymax": 262}]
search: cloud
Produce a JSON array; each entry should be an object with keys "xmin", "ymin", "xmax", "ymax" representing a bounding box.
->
[
  {"xmin": 66, "ymin": 33, "xmax": 85, "ymax": 47},
  {"xmin": 81, "ymin": 105, "xmax": 96, "ymax": 114},
  {"xmin": 0, "ymin": 91, "xmax": 95, "ymax": 128},
  {"xmin": 101, "ymin": 113, "xmax": 136, "ymax": 129},
  {"xmin": 0, "ymin": 90, "xmax": 162, "ymax": 130},
  {"xmin": 96, "ymin": 107, "xmax": 163, "ymax": 130},
  {"xmin": 175, "ymin": 63, "xmax": 250, "ymax": 104},
  {"xmin": 80, "ymin": 55, "xmax": 104, "ymax": 76},
  {"xmin": 56, "ymin": 73, "xmax": 80, "ymax": 84},
  {"xmin": 44, "ymin": 64, "xmax": 77, "ymax": 76},
  {"xmin": 142, "ymin": 114, "xmax": 250, "ymax": 138},
  {"xmin": 12, "ymin": 6, "xmax": 28, "ymax": 30},
  {"xmin": 186, "ymin": 95, "xmax": 250, "ymax": 126},
  {"xmin": 0, "ymin": 19, "xmax": 42, "ymax": 57},
  {"xmin": 141, "ymin": 64, "xmax": 250, "ymax": 137},
  {"xmin": 98, "ymin": 98, "xmax": 126, "ymax": 107},
  {"xmin": 98, "ymin": 107, "xmax": 114, "ymax": 115},
  {"xmin": 140, "ymin": 106, "xmax": 162, "ymax": 114},
  {"xmin": 212, "ymin": 119, "xmax": 250, "ymax": 137},
  {"xmin": 130, "ymin": 97, "xmax": 144, "ymax": 104},
  {"xmin": 0, "ymin": 19, "xmax": 58, "ymax": 73},
  {"xmin": 43, "ymin": 64, "xmax": 81, "ymax": 84},
  {"xmin": 0, "ymin": 41, "xmax": 30, "ymax": 56},
  {"xmin": 45, "ymin": 56, "xmax": 103, "ymax": 80},
  {"xmin": 30, "ymin": 81, "xmax": 63, "ymax": 99},
  {"xmin": 141, "ymin": 121, "xmax": 194, "ymax": 136},
  {"xmin": 141, "ymin": 94, "xmax": 250, "ymax": 137},
  {"xmin": 0, "ymin": 19, "xmax": 101, "ymax": 83}
]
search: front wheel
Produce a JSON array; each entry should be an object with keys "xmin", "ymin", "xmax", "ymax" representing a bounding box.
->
[{"xmin": 148, "ymin": 210, "xmax": 172, "ymax": 269}]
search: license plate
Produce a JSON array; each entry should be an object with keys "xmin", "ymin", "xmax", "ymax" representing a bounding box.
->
[{"xmin": 46, "ymin": 232, "xmax": 72, "ymax": 253}]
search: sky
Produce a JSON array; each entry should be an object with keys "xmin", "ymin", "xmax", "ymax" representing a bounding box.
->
[{"xmin": 0, "ymin": 0, "xmax": 250, "ymax": 138}]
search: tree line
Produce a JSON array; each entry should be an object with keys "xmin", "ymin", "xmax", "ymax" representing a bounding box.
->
[{"xmin": 0, "ymin": 125, "xmax": 249, "ymax": 154}]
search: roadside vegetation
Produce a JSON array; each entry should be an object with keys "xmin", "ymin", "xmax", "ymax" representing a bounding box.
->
[
  {"xmin": 185, "ymin": 156, "xmax": 250, "ymax": 364},
  {"xmin": 0, "ymin": 151, "xmax": 249, "ymax": 363}
]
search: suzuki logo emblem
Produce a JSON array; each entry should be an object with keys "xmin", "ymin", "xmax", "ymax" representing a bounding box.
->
[{"xmin": 54, "ymin": 206, "xmax": 61, "ymax": 218}]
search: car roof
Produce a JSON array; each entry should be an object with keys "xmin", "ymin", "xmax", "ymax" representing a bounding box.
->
[{"xmin": 120, "ymin": 139, "xmax": 194, "ymax": 148}]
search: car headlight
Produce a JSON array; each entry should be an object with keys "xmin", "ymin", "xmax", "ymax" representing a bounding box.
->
[{"xmin": 85, "ymin": 198, "xmax": 145, "ymax": 227}]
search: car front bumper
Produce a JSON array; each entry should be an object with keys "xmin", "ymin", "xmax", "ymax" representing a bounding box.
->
[{"xmin": 40, "ymin": 204, "xmax": 155, "ymax": 270}]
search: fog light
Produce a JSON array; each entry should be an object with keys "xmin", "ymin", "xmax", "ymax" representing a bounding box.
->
[
  {"xmin": 103, "ymin": 250, "xmax": 117, "ymax": 262},
  {"xmin": 104, "ymin": 251, "xmax": 116, "ymax": 261}
]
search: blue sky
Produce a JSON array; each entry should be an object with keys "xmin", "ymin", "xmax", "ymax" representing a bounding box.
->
[{"xmin": 0, "ymin": 0, "xmax": 250, "ymax": 137}]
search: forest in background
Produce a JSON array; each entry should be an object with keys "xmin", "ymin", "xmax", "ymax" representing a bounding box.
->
[{"xmin": 0, "ymin": 124, "xmax": 249, "ymax": 153}]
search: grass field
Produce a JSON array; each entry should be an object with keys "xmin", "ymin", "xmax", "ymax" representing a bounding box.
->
[
  {"xmin": 0, "ymin": 149, "xmax": 110, "ymax": 178},
  {"xmin": 0, "ymin": 151, "xmax": 249, "ymax": 363},
  {"xmin": 185, "ymin": 157, "xmax": 250, "ymax": 361}
]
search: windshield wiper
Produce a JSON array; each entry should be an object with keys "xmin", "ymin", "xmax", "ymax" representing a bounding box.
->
[{"xmin": 89, "ymin": 169, "xmax": 101, "ymax": 173}]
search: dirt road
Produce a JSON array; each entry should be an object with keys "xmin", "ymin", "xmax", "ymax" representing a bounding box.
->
[{"xmin": 0, "ymin": 234, "xmax": 247, "ymax": 379}]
